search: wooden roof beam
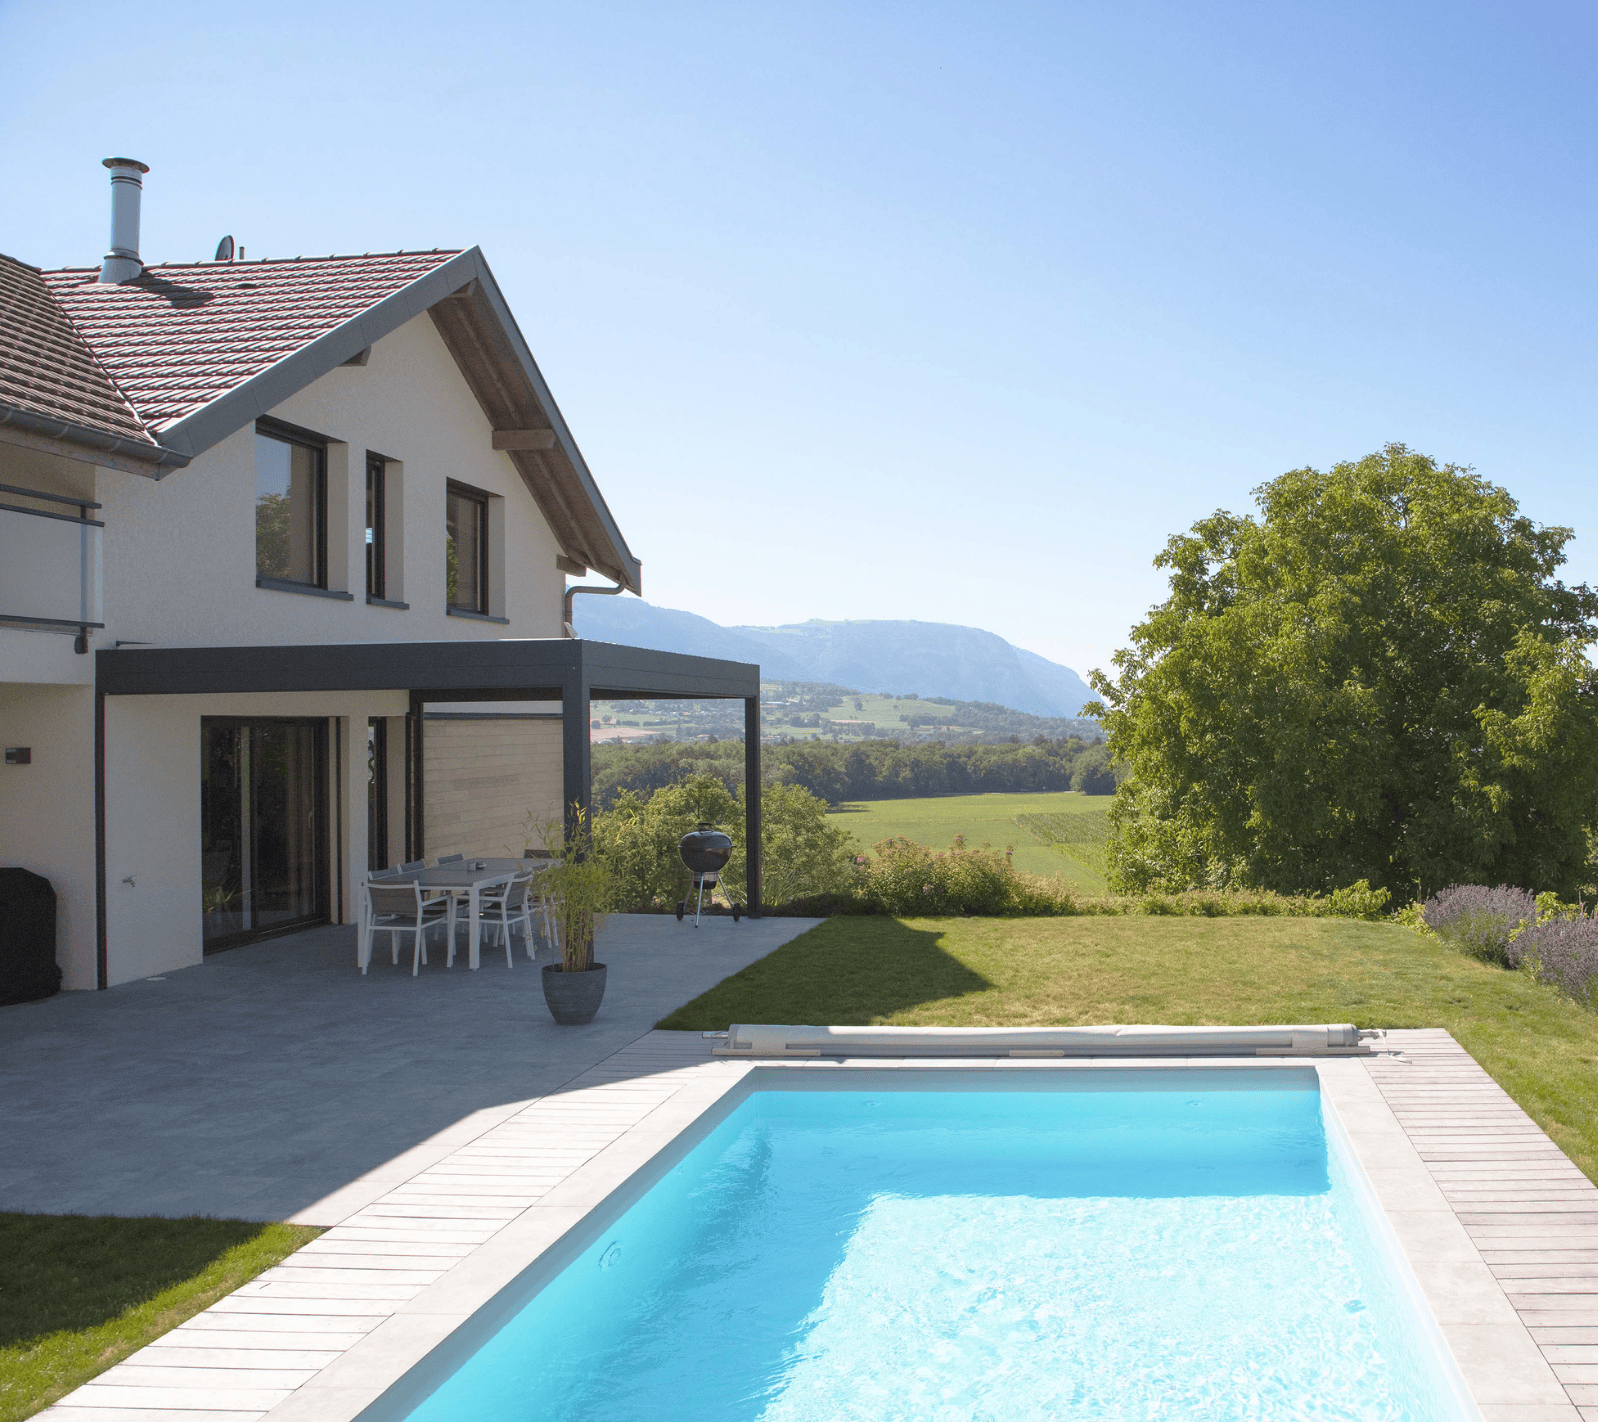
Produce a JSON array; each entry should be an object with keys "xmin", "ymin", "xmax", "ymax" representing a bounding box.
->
[{"xmin": 492, "ymin": 428, "xmax": 557, "ymax": 451}]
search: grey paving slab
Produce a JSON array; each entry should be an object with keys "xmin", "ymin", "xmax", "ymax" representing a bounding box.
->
[{"xmin": 0, "ymin": 913, "xmax": 816, "ymax": 1221}]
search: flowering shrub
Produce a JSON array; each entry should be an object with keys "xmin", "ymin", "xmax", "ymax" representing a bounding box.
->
[
  {"xmin": 1421, "ymin": 884, "xmax": 1538, "ymax": 967},
  {"xmin": 1507, "ymin": 912, "xmax": 1598, "ymax": 1007}
]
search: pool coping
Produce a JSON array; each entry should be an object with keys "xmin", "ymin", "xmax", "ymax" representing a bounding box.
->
[{"xmin": 41, "ymin": 1030, "xmax": 1590, "ymax": 1422}]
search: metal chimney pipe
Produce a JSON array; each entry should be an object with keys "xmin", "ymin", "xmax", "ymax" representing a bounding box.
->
[{"xmin": 98, "ymin": 157, "xmax": 149, "ymax": 284}]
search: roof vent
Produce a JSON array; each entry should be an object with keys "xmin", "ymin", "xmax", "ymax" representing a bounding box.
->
[{"xmin": 98, "ymin": 157, "xmax": 149, "ymax": 285}]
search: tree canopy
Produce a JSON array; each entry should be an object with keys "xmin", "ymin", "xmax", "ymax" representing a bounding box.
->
[{"xmin": 1088, "ymin": 445, "xmax": 1598, "ymax": 900}]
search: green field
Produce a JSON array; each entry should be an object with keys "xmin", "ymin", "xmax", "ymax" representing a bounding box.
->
[
  {"xmin": 802, "ymin": 691, "xmax": 966, "ymax": 738},
  {"xmin": 834, "ymin": 791, "xmax": 1112, "ymax": 892}
]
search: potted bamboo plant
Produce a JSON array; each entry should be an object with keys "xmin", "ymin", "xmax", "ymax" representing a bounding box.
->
[{"xmin": 528, "ymin": 807, "xmax": 615, "ymax": 1026}]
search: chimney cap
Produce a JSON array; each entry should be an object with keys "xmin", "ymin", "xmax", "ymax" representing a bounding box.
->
[{"xmin": 102, "ymin": 157, "xmax": 149, "ymax": 174}]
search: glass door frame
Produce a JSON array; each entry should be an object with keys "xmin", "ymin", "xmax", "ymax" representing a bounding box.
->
[{"xmin": 201, "ymin": 715, "xmax": 331, "ymax": 953}]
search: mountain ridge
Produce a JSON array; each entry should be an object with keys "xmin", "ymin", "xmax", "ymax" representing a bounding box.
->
[{"xmin": 572, "ymin": 598, "xmax": 1095, "ymax": 717}]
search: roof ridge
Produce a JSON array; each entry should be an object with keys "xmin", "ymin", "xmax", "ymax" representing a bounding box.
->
[{"xmin": 42, "ymin": 247, "xmax": 466, "ymax": 278}]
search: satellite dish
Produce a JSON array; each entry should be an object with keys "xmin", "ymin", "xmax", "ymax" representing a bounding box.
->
[{"xmin": 214, "ymin": 235, "xmax": 235, "ymax": 262}]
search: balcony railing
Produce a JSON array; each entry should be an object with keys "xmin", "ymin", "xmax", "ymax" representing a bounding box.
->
[{"xmin": 0, "ymin": 481, "xmax": 103, "ymax": 653}]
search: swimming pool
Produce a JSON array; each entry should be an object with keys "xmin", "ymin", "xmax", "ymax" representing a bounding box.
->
[{"xmin": 395, "ymin": 1070, "xmax": 1477, "ymax": 1421}]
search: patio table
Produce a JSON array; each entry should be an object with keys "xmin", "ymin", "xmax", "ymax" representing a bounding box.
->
[{"xmin": 370, "ymin": 858, "xmax": 541, "ymax": 971}]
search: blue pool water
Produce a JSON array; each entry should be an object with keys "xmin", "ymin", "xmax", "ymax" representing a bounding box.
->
[{"xmin": 402, "ymin": 1075, "xmax": 1473, "ymax": 1422}]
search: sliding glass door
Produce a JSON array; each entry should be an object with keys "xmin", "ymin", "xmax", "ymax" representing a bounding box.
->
[{"xmin": 201, "ymin": 718, "xmax": 329, "ymax": 951}]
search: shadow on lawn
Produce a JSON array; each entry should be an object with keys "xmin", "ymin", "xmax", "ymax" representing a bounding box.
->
[
  {"xmin": 0, "ymin": 1213, "xmax": 265, "ymax": 1346},
  {"xmin": 657, "ymin": 918, "xmax": 993, "ymax": 1030}
]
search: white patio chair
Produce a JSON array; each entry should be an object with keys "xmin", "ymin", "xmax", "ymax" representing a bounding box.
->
[
  {"xmin": 533, "ymin": 874, "xmax": 560, "ymax": 959},
  {"xmin": 478, "ymin": 873, "xmax": 536, "ymax": 967},
  {"xmin": 429, "ymin": 853, "xmax": 474, "ymax": 935},
  {"xmin": 356, "ymin": 874, "xmax": 404, "ymax": 967},
  {"xmin": 362, "ymin": 880, "xmax": 452, "ymax": 976},
  {"xmin": 518, "ymin": 855, "xmax": 560, "ymax": 959}
]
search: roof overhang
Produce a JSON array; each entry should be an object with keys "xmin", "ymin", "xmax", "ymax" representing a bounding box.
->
[
  {"xmin": 0, "ymin": 401, "xmax": 189, "ymax": 476},
  {"xmin": 151, "ymin": 248, "xmax": 641, "ymax": 593},
  {"xmin": 427, "ymin": 269, "xmax": 641, "ymax": 593},
  {"xmin": 95, "ymin": 638, "xmax": 756, "ymax": 700}
]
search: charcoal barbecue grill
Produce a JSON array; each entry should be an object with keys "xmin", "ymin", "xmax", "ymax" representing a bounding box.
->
[{"xmin": 677, "ymin": 824, "xmax": 743, "ymax": 925}]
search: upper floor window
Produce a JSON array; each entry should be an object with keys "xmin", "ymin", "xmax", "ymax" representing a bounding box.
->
[
  {"xmin": 366, "ymin": 453, "xmax": 387, "ymax": 600},
  {"xmin": 256, "ymin": 421, "xmax": 326, "ymax": 588},
  {"xmin": 446, "ymin": 481, "xmax": 488, "ymax": 614}
]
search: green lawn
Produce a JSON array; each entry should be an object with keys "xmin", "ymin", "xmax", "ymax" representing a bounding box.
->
[
  {"xmin": 834, "ymin": 791, "xmax": 1111, "ymax": 891},
  {"xmin": 0, "ymin": 1215, "xmax": 319, "ymax": 1422},
  {"xmin": 659, "ymin": 914, "xmax": 1598, "ymax": 1182}
]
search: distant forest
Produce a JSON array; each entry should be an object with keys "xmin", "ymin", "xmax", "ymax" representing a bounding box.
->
[{"xmin": 592, "ymin": 736, "xmax": 1116, "ymax": 808}]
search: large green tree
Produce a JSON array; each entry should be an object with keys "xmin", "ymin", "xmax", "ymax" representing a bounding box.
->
[{"xmin": 1088, "ymin": 445, "xmax": 1598, "ymax": 900}]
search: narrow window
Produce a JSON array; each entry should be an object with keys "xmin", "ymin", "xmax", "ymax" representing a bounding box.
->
[
  {"xmin": 365, "ymin": 453, "xmax": 386, "ymax": 599},
  {"xmin": 255, "ymin": 425, "xmax": 326, "ymax": 587},
  {"xmin": 367, "ymin": 716, "xmax": 388, "ymax": 872},
  {"xmin": 445, "ymin": 481, "xmax": 489, "ymax": 614}
]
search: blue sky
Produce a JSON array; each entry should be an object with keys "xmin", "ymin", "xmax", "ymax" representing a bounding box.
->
[{"xmin": 3, "ymin": 1, "xmax": 1594, "ymax": 680}]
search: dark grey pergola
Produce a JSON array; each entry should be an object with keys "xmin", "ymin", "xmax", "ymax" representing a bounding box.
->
[{"xmin": 95, "ymin": 638, "xmax": 763, "ymax": 964}]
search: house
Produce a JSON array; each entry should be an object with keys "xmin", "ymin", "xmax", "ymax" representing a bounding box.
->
[{"xmin": 0, "ymin": 158, "xmax": 760, "ymax": 992}]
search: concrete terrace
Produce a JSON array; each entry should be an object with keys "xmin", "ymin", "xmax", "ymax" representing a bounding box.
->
[{"xmin": 0, "ymin": 913, "xmax": 817, "ymax": 1223}]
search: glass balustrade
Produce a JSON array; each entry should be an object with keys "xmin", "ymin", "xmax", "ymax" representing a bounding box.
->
[{"xmin": 0, "ymin": 483, "xmax": 104, "ymax": 650}]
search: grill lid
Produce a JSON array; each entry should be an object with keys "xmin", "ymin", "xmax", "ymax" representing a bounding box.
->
[{"xmin": 679, "ymin": 823, "xmax": 733, "ymax": 873}]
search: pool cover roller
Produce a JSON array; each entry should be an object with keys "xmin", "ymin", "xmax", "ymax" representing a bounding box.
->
[{"xmin": 712, "ymin": 1023, "xmax": 1378, "ymax": 1058}]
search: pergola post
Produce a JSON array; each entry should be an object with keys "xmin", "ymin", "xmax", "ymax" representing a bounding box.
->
[
  {"xmin": 407, "ymin": 690, "xmax": 425, "ymax": 861},
  {"xmin": 561, "ymin": 669, "xmax": 591, "ymax": 849},
  {"xmin": 744, "ymin": 694, "xmax": 762, "ymax": 916}
]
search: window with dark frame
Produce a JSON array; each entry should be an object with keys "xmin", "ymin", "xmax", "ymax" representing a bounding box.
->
[
  {"xmin": 367, "ymin": 716, "xmax": 388, "ymax": 872},
  {"xmin": 445, "ymin": 481, "xmax": 489, "ymax": 614},
  {"xmin": 255, "ymin": 421, "xmax": 327, "ymax": 588},
  {"xmin": 365, "ymin": 453, "xmax": 386, "ymax": 600}
]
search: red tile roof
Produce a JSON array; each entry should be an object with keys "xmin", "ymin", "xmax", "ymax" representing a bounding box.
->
[
  {"xmin": 0, "ymin": 253, "xmax": 155, "ymax": 446},
  {"xmin": 41, "ymin": 250, "xmax": 461, "ymax": 432}
]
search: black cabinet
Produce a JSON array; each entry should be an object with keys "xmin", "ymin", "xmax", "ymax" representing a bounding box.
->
[{"xmin": 0, "ymin": 868, "xmax": 60, "ymax": 1005}]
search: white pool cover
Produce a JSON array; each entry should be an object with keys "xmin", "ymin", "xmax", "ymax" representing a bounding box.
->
[{"xmin": 713, "ymin": 1022, "xmax": 1378, "ymax": 1057}]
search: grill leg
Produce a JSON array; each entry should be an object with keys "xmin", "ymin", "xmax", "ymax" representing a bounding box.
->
[{"xmin": 694, "ymin": 875, "xmax": 706, "ymax": 927}]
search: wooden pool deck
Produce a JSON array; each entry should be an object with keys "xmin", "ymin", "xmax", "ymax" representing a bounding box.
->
[{"xmin": 1368, "ymin": 1029, "xmax": 1598, "ymax": 1418}]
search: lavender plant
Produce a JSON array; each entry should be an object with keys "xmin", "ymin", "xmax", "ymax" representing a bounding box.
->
[
  {"xmin": 1421, "ymin": 884, "xmax": 1538, "ymax": 967},
  {"xmin": 1508, "ymin": 913, "xmax": 1598, "ymax": 1007}
]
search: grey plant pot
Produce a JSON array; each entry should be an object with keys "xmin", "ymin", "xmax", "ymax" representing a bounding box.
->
[{"xmin": 541, "ymin": 962, "xmax": 607, "ymax": 1026}]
